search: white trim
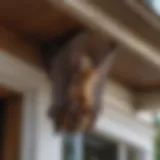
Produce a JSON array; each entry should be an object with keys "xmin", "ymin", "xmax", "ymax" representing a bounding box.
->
[
  {"xmin": 20, "ymin": 91, "xmax": 37, "ymax": 160},
  {"xmin": 96, "ymin": 115, "xmax": 153, "ymax": 150},
  {"xmin": 95, "ymin": 93, "xmax": 155, "ymax": 151},
  {"xmin": 0, "ymin": 50, "xmax": 154, "ymax": 160},
  {"xmin": 33, "ymin": 83, "xmax": 63, "ymax": 160},
  {"xmin": 0, "ymin": 51, "xmax": 62, "ymax": 160},
  {"xmin": 118, "ymin": 143, "xmax": 128, "ymax": 160},
  {"xmin": 0, "ymin": 50, "xmax": 47, "ymax": 91}
]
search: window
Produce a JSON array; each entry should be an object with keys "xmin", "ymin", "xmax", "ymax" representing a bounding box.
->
[
  {"xmin": 63, "ymin": 134, "xmax": 84, "ymax": 160},
  {"xmin": 63, "ymin": 133, "xmax": 142, "ymax": 160},
  {"xmin": 84, "ymin": 134, "xmax": 117, "ymax": 160}
]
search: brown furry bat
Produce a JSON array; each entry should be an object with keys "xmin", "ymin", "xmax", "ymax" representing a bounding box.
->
[{"xmin": 41, "ymin": 30, "xmax": 116, "ymax": 133}]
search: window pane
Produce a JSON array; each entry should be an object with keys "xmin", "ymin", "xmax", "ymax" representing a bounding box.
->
[
  {"xmin": 63, "ymin": 134, "xmax": 84, "ymax": 160},
  {"xmin": 84, "ymin": 134, "xmax": 118, "ymax": 160}
]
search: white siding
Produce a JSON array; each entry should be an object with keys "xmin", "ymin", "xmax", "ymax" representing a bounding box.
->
[
  {"xmin": 0, "ymin": 51, "xmax": 155, "ymax": 160},
  {"xmin": 102, "ymin": 80, "xmax": 135, "ymax": 114}
]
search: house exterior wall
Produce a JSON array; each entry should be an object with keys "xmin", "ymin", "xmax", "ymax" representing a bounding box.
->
[
  {"xmin": 33, "ymin": 79, "xmax": 155, "ymax": 160},
  {"xmin": 97, "ymin": 80, "xmax": 155, "ymax": 156},
  {"xmin": 0, "ymin": 41, "xmax": 155, "ymax": 160}
]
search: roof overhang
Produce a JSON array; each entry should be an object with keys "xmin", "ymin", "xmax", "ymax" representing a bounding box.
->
[
  {"xmin": 50, "ymin": 0, "xmax": 160, "ymax": 68},
  {"xmin": 0, "ymin": 0, "xmax": 160, "ymax": 99}
]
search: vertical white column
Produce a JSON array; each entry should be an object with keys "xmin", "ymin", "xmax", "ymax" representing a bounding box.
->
[
  {"xmin": 134, "ymin": 149, "xmax": 143, "ymax": 160},
  {"xmin": 34, "ymin": 82, "xmax": 63, "ymax": 160},
  {"xmin": 143, "ymin": 151, "xmax": 154, "ymax": 160},
  {"xmin": 143, "ymin": 140, "xmax": 154, "ymax": 160},
  {"xmin": 118, "ymin": 143, "xmax": 128, "ymax": 160},
  {"xmin": 20, "ymin": 91, "xmax": 37, "ymax": 160}
]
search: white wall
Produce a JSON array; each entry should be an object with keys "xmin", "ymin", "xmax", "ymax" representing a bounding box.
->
[
  {"xmin": 34, "ymin": 83, "xmax": 63, "ymax": 160},
  {"xmin": 102, "ymin": 79, "xmax": 135, "ymax": 114},
  {"xmin": 31, "ymin": 79, "xmax": 155, "ymax": 160},
  {"xmin": 94, "ymin": 80, "xmax": 155, "ymax": 160},
  {"xmin": 0, "ymin": 50, "xmax": 155, "ymax": 160},
  {"xmin": 32, "ymin": 79, "xmax": 155, "ymax": 160},
  {"xmin": 96, "ymin": 79, "xmax": 155, "ymax": 150},
  {"xmin": 0, "ymin": 50, "xmax": 63, "ymax": 160}
]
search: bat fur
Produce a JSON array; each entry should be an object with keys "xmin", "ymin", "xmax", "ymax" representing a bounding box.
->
[{"xmin": 41, "ymin": 30, "xmax": 117, "ymax": 133}]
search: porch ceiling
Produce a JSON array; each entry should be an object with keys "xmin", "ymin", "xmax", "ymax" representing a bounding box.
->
[
  {"xmin": 0, "ymin": 0, "xmax": 160, "ymax": 91},
  {"xmin": 0, "ymin": 0, "xmax": 80, "ymax": 39}
]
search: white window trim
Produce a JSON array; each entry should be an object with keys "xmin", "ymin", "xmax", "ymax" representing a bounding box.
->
[
  {"xmin": 118, "ymin": 143, "xmax": 128, "ymax": 160},
  {"xmin": 0, "ymin": 50, "xmax": 154, "ymax": 160},
  {"xmin": 0, "ymin": 50, "xmax": 63, "ymax": 160}
]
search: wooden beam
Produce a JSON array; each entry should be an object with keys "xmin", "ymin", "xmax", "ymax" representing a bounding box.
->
[
  {"xmin": 0, "ymin": 27, "xmax": 42, "ymax": 68},
  {"xmin": 50, "ymin": 0, "xmax": 160, "ymax": 68}
]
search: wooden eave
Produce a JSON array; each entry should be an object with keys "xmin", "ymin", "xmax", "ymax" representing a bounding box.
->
[{"xmin": 0, "ymin": 0, "xmax": 160, "ymax": 91}]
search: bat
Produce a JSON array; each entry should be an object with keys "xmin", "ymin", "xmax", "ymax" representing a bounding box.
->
[{"xmin": 41, "ymin": 30, "xmax": 117, "ymax": 133}]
